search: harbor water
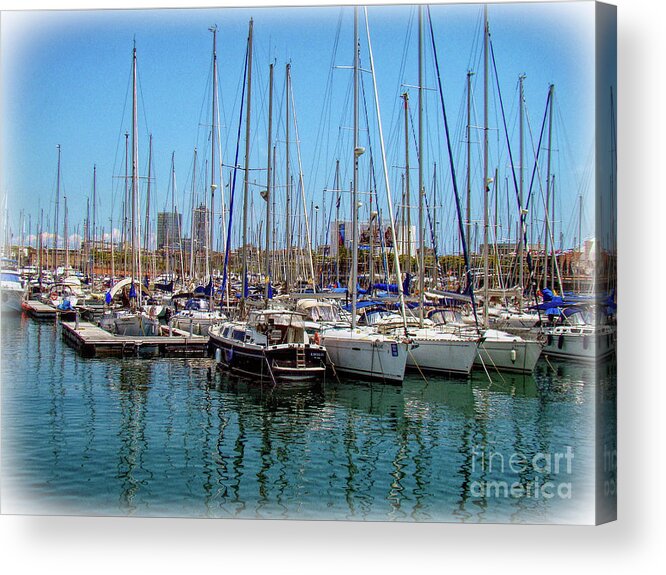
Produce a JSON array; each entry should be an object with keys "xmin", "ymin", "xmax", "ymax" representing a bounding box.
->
[{"xmin": 1, "ymin": 313, "xmax": 614, "ymax": 523}]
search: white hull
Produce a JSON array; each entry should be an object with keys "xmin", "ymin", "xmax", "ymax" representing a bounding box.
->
[
  {"xmin": 474, "ymin": 330, "xmax": 543, "ymax": 373},
  {"xmin": 101, "ymin": 311, "xmax": 160, "ymax": 336},
  {"xmin": 403, "ymin": 329, "xmax": 477, "ymax": 375},
  {"xmin": 541, "ymin": 325, "xmax": 615, "ymax": 361},
  {"xmin": 0, "ymin": 288, "xmax": 24, "ymax": 312},
  {"xmin": 170, "ymin": 312, "xmax": 225, "ymax": 336},
  {"xmin": 321, "ymin": 327, "xmax": 409, "ymax": 383}
]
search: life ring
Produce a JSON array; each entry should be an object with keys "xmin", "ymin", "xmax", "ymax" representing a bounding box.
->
[{"xmin": 50, "ymin": 293, "xmax": 58, "ymax": 301}]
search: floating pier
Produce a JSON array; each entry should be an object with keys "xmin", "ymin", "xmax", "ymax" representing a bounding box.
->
[
  {"xmin": 61, "ymin": 321, "xmax": 210, "ymax": 358},
  {"xmin": 21, "ymin": 300, "xmax": 61, "ymax": 320}
]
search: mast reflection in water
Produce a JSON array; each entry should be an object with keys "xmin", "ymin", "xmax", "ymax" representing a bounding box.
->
[{"xmin": 1, "ymin": 315, "xmax": 606, "ymax": 523}]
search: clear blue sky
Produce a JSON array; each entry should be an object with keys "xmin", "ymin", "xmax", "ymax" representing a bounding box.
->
[{"xmin": 1, "ymin": 1, "xmax": 603, "ymax": 254}]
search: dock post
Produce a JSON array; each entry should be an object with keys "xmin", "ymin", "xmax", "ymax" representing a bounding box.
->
[{"xmin": 75, "ymin": 310, "xmax": 80, "ymax": 330}]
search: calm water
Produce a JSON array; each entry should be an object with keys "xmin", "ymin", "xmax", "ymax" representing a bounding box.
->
[{"xmin": 1, "ymin": 313, "xmax": 614, "ymax": 523}]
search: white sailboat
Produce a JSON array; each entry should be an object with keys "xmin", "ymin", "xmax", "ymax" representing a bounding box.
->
[
  {"xmin": 319, "ymin": 7, "xmax": 411, "ymax": 384},
  {"xmin": 100, "ymin": 42, "xmax": 159, "ymax": 337},
  {"xmin": 472, "ymin": 6, "xmax": 541, "ymax": 373},
  {"xmin": 0, "ymin": 258, "xmax": 25, "ymax": 313},
  {"xmin": 169, "ymin": 26, "xmax": 226, "ymax": 336}
]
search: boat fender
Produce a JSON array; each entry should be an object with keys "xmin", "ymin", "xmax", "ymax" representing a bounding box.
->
[
  {"xmin": 510, "ymin": 348, "xmax": 516, "ymax": 363},
  {"xmin": 313, "ymin": 331, "xmax": 321, "ymax": 345},
  {"xmin": 558, "ymin": 334, "xmax": 565, "ymax": 350},
  {"xmin": 583, "ymin": 336, "xmax": 590, "ymax": 350},
  {"xmin": 547, "ymin": 334, "xmax": 553, "ymax": 346}
]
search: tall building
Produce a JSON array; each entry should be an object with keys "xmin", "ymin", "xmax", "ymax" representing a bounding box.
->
[
  {"xmin": 157, "ymin": 211, "xmax": 182, "ymax": 249},
  {"xmin": 192, "ymin": 203, "xmax": 208, "ymax": 252}
]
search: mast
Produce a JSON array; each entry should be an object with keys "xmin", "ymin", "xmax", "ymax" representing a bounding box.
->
[
  {"xmin": 272, "ymin": 145, "xmax": 277, "ymax": 284},
  {"xmin": 92, "ymin": 164, "xmax": 97, "ymax": 282},
  {"xmin": 131, "ymin": 40, "xmax": 139, "ymax": 306},
  {"xmin": 417, "ymin": 4, "xmax": 425, "ymax": 327},
  {"xmin": 351, "ymin": 5, "xmax": 361, "ymax": 330},
  {"xmin": 482, "ymin": 4, "xmax": 489, "ymax": 328},
  {"xmin": 402, "ymin": 91, "xmax": 411, "ymax": 274},
  {"xmin": 38, "ymin": 209, "xmax": 43, "ymax": 285},
  {"xmin": 265, "ymin": 62, "xmax": 274, "ymax": 302},
  {"xmin": 189, "ymin": 147, "xmax": 197, "ymax": 280},
  {"xmin": 168, "ymin": 152, "xmax": 176, "ymax": 283},
  {"xmin": 518, "ymin": 73, "xmax": 525, "ymax": 309},
  {"xmin": 144, "ymin": 135, "xmax": 152, "ymax": 281},
  {"xmin": 285, "ymin": 62, "xmax": 292, "ymax": 292},
  {"xmin": 209, "ymin": 25, "xmax": 218, "ymax": 303},
  {"xmin": 64, "ymin": 195, "xmax": 69, "ymax": 271},
  {"xmin": 241, "ymin": 18, "xmax": 254, "ymax": 313},
  {"xmin": 335, "ymin": 159, "xmax": 341, "ymax": 286},
  {"xmin": 123, "ymin": 131, "xmax": 129, "ymax": 275},
  {"xmin": 544, "ymin": 83, "xmax": 554, "ymax": 289},
  {"xmin": 54, "ymin": 144, "xmax": 61, "ymax": 273},
  {"xmin": 363, "ymin": 5, "xmax": 408, "ymax": 332}
]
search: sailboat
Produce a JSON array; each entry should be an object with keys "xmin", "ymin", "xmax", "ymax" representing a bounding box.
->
[
  {"xmin": 471, "ymin": 6, "xmax": 541, "ymax": 373},
  {"xmin": 208, "ymin": 20, "xmax": 328, "ymax": 384},
  {"xmin": 101, "ymin": 41, "xmax": 159, "ymax": 337},
  {"xmin": 319, "ymin": 7, "xmax": 411, "ymax": 384},
  {"xmin": 384, "ymin": 6, "xmax": 478, "ymax": 377},
  {"xmin": 169, "ymin": 26, "xmax": 226, "ymax": 336}
]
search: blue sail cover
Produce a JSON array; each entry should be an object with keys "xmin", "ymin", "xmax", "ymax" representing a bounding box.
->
[
  {"xmin": 105, "ymin": 291, "xmax": 112, "ymax": 305},
  {"xmin": 129, "ymin": 282, "xmax": 137, "ymax": 299}
]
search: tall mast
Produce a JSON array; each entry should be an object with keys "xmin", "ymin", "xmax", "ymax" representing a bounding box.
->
[
  {"xmin": 131, "ymin": 40, "xmax": 139, "ymax": 305},
  {"xmin": 272, "ymin": 145, "xmax": 277, "ymax": 284},
  {"xmin": 544, "ymin": 83, "xmax": 554, "ymax": 289},
  {"xmin": 123, "ymin": 131, "xmax": 129, "ymax": 275},
  {"xmin": 402, "ymin": 91, "xmax": 411, "ymax": 274},
  {"xmin": 334, "ymin": 159, "xmax": 341, "ymax": 286},
  {"xmin": 265, "ymin": 61, "xmax": 274, "ymax": 302},
  {"xmin": 466, "ymin": 71, "xmax": 473, "ymax": 261},
  {"xmin": 351, "ymin": 5, "xmax": 360, "ymax": 330},
  {"xmin": 38, "ymin": 209, "xmax": 43, "ymax": 284},
  {"xmin": 144, "ymin": 135, "xmax": 152, "ymax": 257},
  {"xmin": 64, "ymin": 195, "xmax": 69, "ymax": 271},
  {"xmin": 417, "ymin": 4, "xmax": 425, "ymax": 327},
  {"xmin": 189, "ymin": 147, "xmax": 197, "ymax": 280},
  {"xmin": 54, "ymin": 144, "xmax": 61, "ymax": 273},
  {"xmin": 241, "ymin": 18, "xmax": 254, "ymax": 313},
  {"xmin": 482, "ymin": 4, "xmax": 489, "ymax": 328},
  {"xmin": 92, "ymin": 164, "xmax": 97, "ymax": 281},
  {"xmin": 518, "ymin": 73, "xmax": 525, "ymax": 309},
  {"xmin": 285, "ymin": 62, "xmax": 292, "ymax": 292},
  {"xmin": 209, "ymin": 25, "xmax": 218, "ymax": 294}
]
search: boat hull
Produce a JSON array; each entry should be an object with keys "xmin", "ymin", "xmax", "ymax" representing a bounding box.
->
[
  {"xmin": 474, "ymin": 331, "xmax": 543, "ymax": 373},
  {"xmin": 171, "ymin": 312, "xmax": 225, "ymax": 336},
  {"xmin": 541, "ymin": 325, "xmax": 615, "ymax": 361},
  {"xmin": 209, "ymin": 331, "xmax": 327, "ymax": 384},
  {"xmin": 321, "ymin": 328, "xmax": 409, "ymax": 384},
  {"xmin": 406, "ymin": 334, "xmax": 477, "ymax": 376},
  {"xmin": 0, "ymin": 288, "xmax": 24, "ymax": 313}
]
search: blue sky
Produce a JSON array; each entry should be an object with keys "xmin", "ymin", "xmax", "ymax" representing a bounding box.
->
[{"xmin": 1, "ymin": 1, "xmax": 601, "ymax": 254}]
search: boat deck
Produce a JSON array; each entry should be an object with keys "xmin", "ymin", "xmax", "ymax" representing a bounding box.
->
[{"xmin": 61, "ymin": 321, "xmax": 210, "ymax": 358}]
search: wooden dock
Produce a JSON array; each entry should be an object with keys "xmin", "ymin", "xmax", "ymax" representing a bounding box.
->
[
  {"xmin": 21, "ymin": 300, "xmax": 61, "ymax": 320},
  {"xmin": 61, "ymin": 321, "xmax": 210, "ymax": 358}
]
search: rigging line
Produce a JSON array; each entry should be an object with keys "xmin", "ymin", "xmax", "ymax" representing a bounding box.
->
[{"xmin": 427, "ymin": 5, "xmax": 480, "ymax": 332}]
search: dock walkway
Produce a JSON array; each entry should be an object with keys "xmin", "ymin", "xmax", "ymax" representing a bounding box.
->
[
  {"xmin": 22, "ymin": 300, "xmax": 61, "ymax": 320},
  {"xmin": 61, "ymin": 321, "xmax": 210, "ymax": 358}
]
